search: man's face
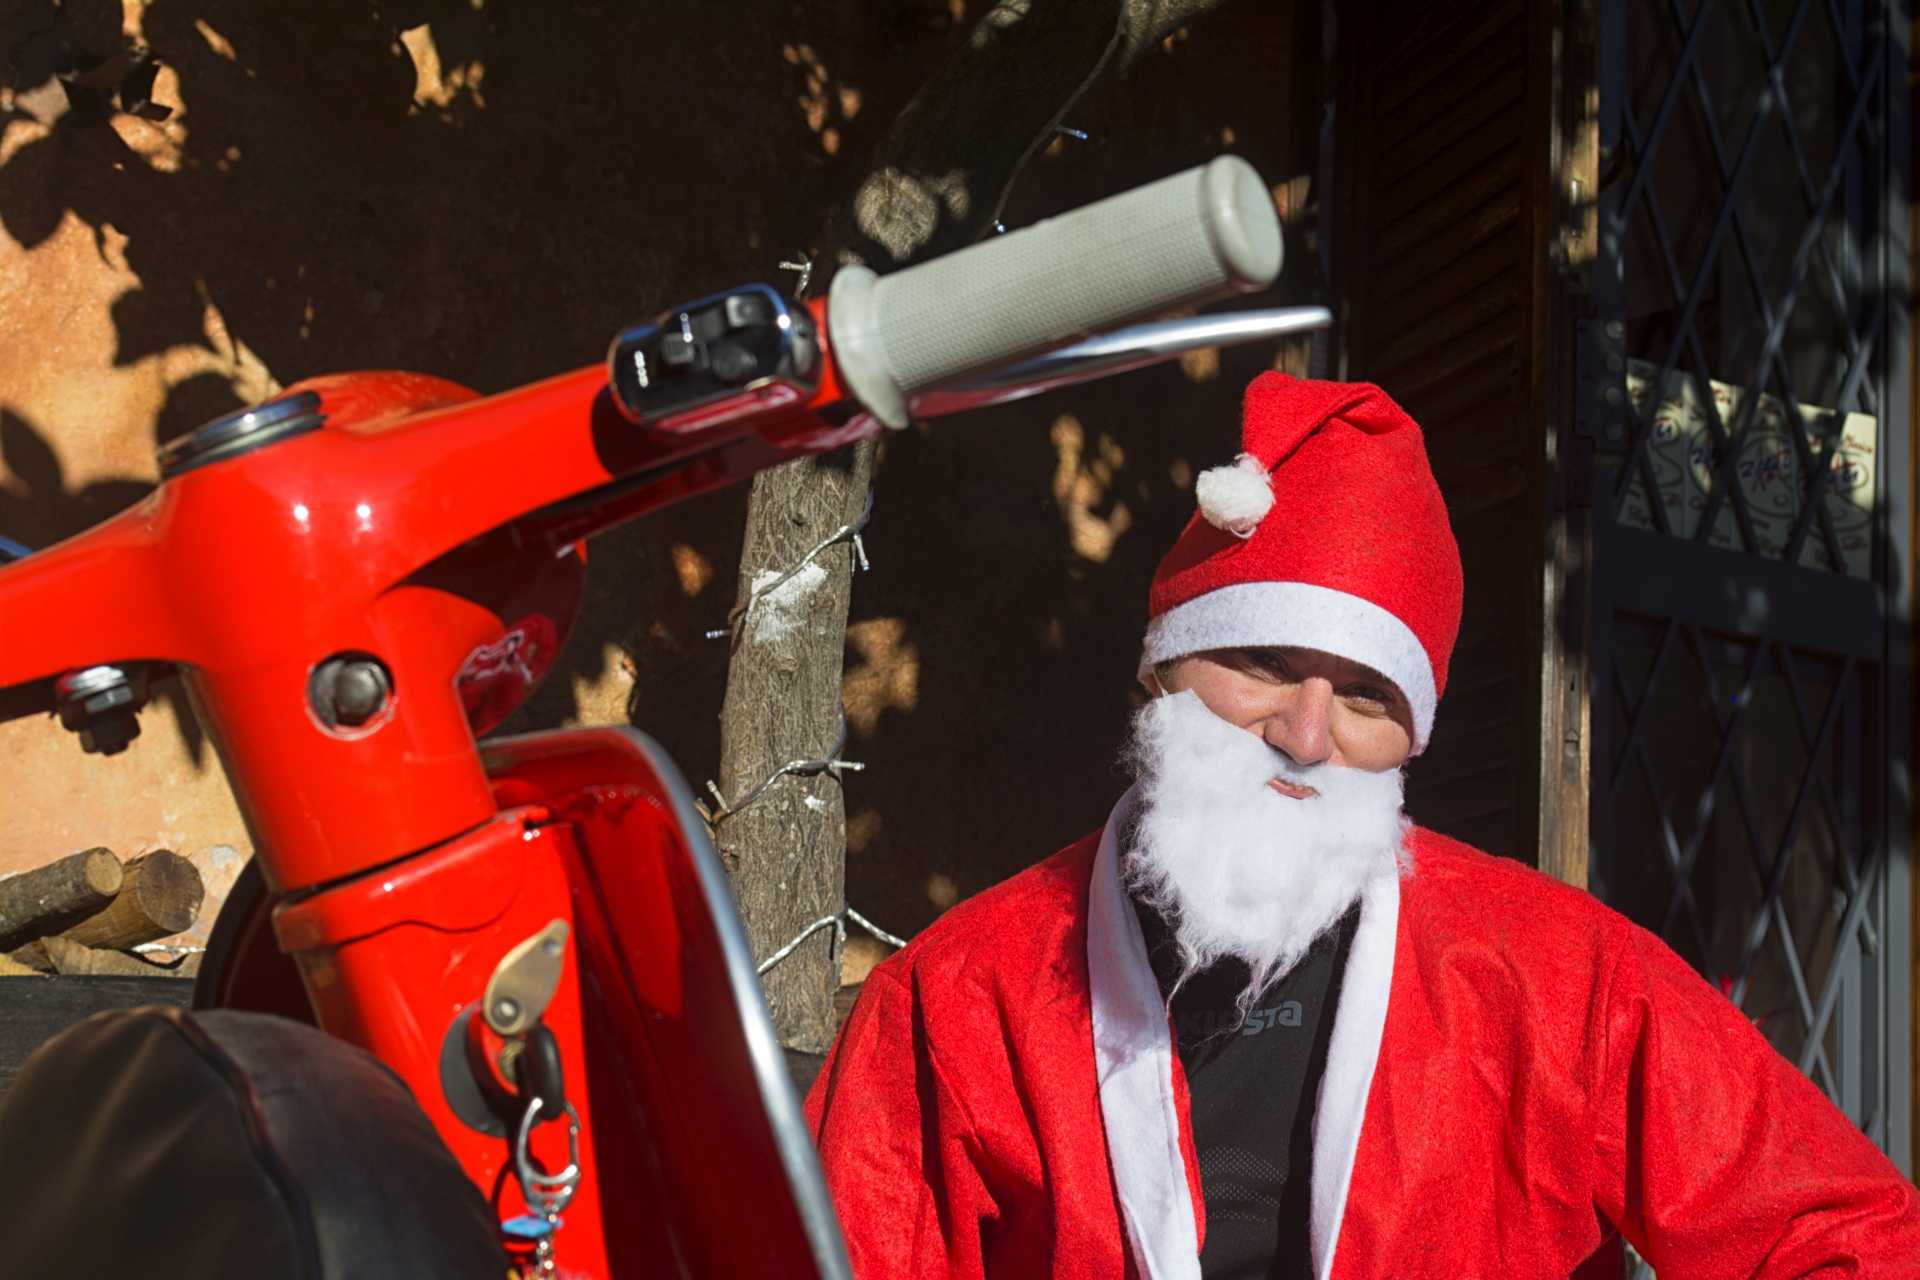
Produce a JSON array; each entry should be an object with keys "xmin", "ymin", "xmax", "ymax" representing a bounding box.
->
[
  {"xmin": 1153, "ymin": 646, "xmax": 1415, "ymax": 778},
  {"xmin": 1120, "ymin": 673, "xmax": 1409, "ymax": 1008}
]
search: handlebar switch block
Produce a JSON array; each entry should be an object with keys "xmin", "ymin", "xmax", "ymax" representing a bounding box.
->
[{"xmin": 606, "ymin": 284, "xmax": 819, "ymax": 436}]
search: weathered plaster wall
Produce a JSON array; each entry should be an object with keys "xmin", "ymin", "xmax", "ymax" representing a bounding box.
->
[{"xmin": 0, "ymin": 1, "xmax": 1308, "ymax": 954}]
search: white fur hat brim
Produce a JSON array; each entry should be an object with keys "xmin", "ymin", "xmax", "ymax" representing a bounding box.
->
[{"xmin": 1139, "ymin": 581, "xmax": 1437, "ymax": 753}]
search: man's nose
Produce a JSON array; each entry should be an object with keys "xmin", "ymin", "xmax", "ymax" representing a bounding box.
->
[{"xmin": 1265, "ymin": 678, "xmax": 1335, "ymax": 765}]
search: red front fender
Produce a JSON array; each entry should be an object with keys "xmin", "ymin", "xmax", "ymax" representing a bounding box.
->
[{"xmin": 195, "ymin": 726, "xmax": 849, "ymax": 1279}]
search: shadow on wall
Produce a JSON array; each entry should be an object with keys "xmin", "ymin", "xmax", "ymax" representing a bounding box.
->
[
  {"xmin": 1, "ymin": 0, "xmax": 1311, "ymax": 940},
  {"xmin": 0, "ymin": 0, "xmax": 965, "ymax": 755},
  {"xmin": 0, "ymin": 401, "xmax": 212, "ymax": 762}
]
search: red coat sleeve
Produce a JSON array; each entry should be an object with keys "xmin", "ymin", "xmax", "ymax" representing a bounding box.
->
[
  {"xmin": 806, "ymin": 968, "xmax": 999, "ymax": 1278},
  {"xmin": 1591, "ymin": 920, "xmax": 1920, "ymax": 1274}
]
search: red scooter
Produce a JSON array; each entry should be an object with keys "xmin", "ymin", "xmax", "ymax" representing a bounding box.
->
[{"xmin": 0, "ymin": 157, "xmax": 1321, "ymax": 1277}]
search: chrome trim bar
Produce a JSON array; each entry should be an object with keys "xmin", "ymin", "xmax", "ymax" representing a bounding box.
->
[{"xmin": 907, "ymin": 305, "xmax": 1333, "ymax": 419}]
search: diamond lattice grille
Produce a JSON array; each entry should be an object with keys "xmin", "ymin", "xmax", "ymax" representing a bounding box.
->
[
  {"xmin": 1596, "ymin": 5, "xmax": 1898, "ymax": 1273},
  {"xmin": 1610, "ymin": 0, "xmax": 1886, "ymax": 576},
  {"xmin": 1608, "ymin": 617, "xmax": 1879, "ymax": 1097},
  {"xmin": 1609, "ymin": 615, "xmax": 1887, "ymax": 1280}
]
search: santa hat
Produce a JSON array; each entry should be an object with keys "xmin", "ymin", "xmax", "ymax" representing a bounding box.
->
[{"xmin": 1142, "ymin": 372, "xmax": 1462, "ymax": 753}]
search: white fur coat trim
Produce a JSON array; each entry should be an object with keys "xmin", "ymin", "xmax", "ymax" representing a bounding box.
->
[
  {"xmin": 1088, "ymin": 786, "xmax": 1200, "ymax": 1279},
  {"xmin": 1087, "ymin": 789, "xmax": 1401, "ymax": 1280}
]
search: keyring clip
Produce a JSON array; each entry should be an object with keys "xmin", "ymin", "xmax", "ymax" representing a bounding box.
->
[{"xmin": 514, "ymin": 1095, "xmax": 582, "ymax": 1208}]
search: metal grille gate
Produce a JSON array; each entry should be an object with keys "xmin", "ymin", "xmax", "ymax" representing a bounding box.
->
[{"xmin": 1585, "ymin": 2, "xmax": 1913, "ymax": 1239}]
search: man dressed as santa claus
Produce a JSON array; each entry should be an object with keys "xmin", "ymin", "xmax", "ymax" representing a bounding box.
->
[{"xmin": 806, "ymin": 373, "xmax": 1920, "ymax": 1277}]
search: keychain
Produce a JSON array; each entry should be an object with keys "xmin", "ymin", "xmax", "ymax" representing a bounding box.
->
[{"xmin": 505, "ymin": 1091, "xmax": 582, "ymax": 1276}]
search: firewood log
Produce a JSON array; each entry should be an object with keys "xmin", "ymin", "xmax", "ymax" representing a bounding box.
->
[
  {"xmin": 57, "ymin": 851, "xmax": 203, "ymax": 951},
  {"xmin": 0, "ymin": 952, "xmax": 45, "ymax": 977},
  {"xmin": 0, "ymin": 848, "xmax": 124, "ymax": 950},
  {"xmin": 5, "ymin": 942, "xmax": 52, "ymax": 973},
  {"xmin": 37, "ymin": 936, "xmax": 199, "ymax": 978}
]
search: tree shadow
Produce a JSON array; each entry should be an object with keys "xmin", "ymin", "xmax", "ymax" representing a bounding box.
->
[
  {"xmin": 0, "ymin": 405, "xmax": 150, "ymax": 545},
  {"xmin": 0, "ymin": 402, "xmax": 213, "ymax": 763},
  {"xmin": 3, "ymin": 0, "xmax": 968, "ymax": 770},
  {"xmin": 153, "ymin": 372, "xmax": 244, "ymax": 449}
]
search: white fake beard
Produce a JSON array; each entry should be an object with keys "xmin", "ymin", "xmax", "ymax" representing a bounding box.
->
[{"xmin": 1120, "ymin": 690, "xmax": 1408, "ymax": 1011}]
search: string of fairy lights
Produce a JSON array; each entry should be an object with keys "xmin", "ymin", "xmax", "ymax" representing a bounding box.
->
[
  {"xmin": 715, "ymin": 117, "xmax": 1105, "ymax": 979},
  {"xmin": 694, "ymin": 404, "xmax": 899, "ymax": 976}
]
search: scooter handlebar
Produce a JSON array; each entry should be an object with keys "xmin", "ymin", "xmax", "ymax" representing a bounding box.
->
[{"xmin": 826, "ymin": 155, "xmax": 1283, "ymax": 428}]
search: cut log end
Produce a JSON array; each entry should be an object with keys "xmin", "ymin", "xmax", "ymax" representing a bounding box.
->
[
  {"xmin": 59, "ymin": 851, "xmax": 205, "ymax": 951},
  {"xmin": 76, "ymin": 848, "xmax": 125, "ymax": 899}
]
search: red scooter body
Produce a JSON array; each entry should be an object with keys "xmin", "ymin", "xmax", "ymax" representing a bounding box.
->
[{"xmin": 4, "ymin": 347, "xmax": 864, "ymax": 1279}]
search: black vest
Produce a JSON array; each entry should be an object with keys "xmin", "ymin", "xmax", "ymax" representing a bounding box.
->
[{"xmin": 1133, "ymin": 899, "xmax": 1359, "ymax": 1280}]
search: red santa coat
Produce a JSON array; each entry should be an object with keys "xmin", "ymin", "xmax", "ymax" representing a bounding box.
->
[{"xmin": 807, "ymin": 794, "xmax": 1920, "ymax": 1277}]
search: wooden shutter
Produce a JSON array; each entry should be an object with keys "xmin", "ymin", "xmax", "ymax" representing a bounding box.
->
[{"xmin": 1335, "ymin": 1, "xmax": 1559, "ymax": 863}]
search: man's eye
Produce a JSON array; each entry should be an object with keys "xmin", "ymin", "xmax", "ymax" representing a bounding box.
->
[
  {"xmin": 1249, "ymin": 653, "xmax": 1294, "ymax": 680},
  {"xmin": 1342, "ymin": 685, "xmax": 1391, "ymax": 708}
]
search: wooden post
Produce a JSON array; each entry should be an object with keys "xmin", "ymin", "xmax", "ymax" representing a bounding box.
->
[
  {"xmin": 1536, "ymin": 0, "xmax": 1599, "ymax": 890},
  {"xmin": 57, "ymin": 851, "xmax": 203, "ymax": 951},
  {"xmin": 0, "ymin": 848, "xmax": 124, "ymax": 951}
]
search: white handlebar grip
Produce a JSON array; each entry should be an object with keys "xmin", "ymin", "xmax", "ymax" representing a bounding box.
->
[{"xmin": 828, "ymin": 155, "xmax": 1282, "ymax": 428}]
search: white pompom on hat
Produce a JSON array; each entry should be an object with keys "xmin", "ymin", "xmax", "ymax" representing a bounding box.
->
[{"xmin": 1193, "ymin": 454, "xmax": 1274, "ymax": 539}]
